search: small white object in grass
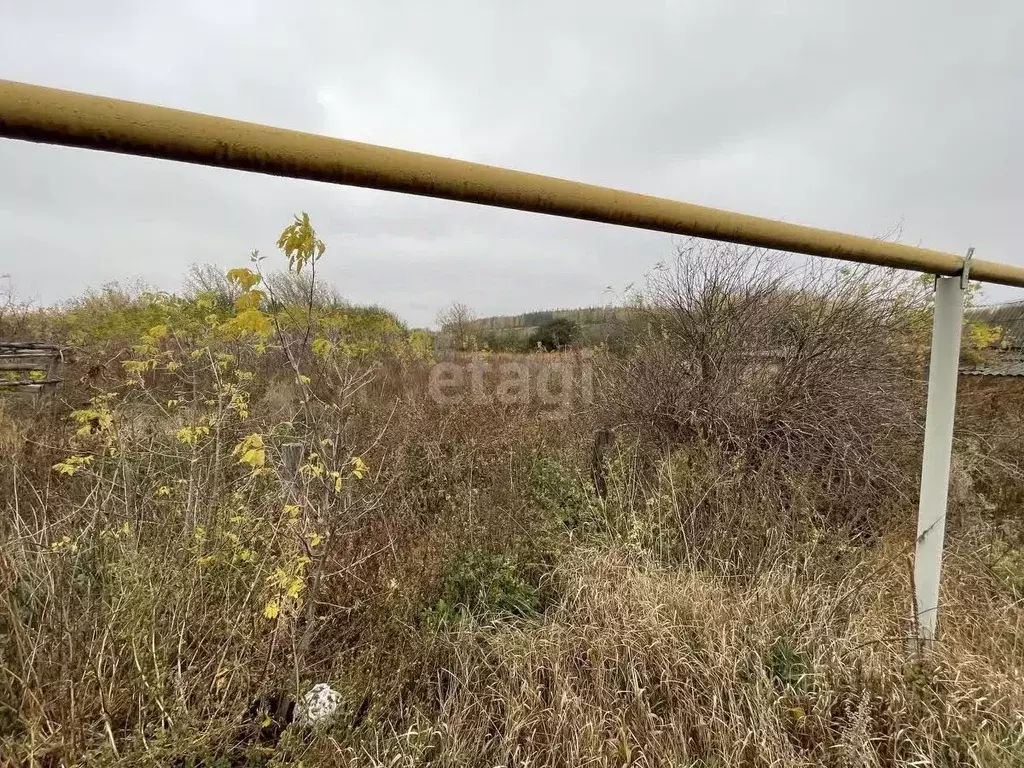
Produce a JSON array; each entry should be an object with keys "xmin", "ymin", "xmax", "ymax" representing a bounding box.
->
[{"xmin": 295, "ymin": 682, "xmax": 343, "ymax": 726}]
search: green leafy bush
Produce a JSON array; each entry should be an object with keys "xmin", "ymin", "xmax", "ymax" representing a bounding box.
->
[
  {"xmin": 424, "ymin": 551, "xmax": 542, "ymax": 627},
  {"xmin": 529, "ymin": 456, "xmax": 595, "ymax": 533},
  {"xmin": 528, "ymin": 318, "xmax": 579, "ymax": 351}
]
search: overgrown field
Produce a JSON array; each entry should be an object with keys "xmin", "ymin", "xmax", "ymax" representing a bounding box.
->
[{"xmin": 2, "ymin": 224, "xmax": 1023, "ymax": 767}]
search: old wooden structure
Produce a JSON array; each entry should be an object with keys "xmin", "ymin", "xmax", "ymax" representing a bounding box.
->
[{"xmin": 0, "ymin": 341, "xmax": 64, "ymax": 402}]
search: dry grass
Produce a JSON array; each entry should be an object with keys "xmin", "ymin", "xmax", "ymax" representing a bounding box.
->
[
  {"xmin": 2, "ymin": 253, "xmax": 1024, "ymax": 766},
  {"xmin": 380, "ymin": 545, "xmax": 1023, "ymax": 767}
]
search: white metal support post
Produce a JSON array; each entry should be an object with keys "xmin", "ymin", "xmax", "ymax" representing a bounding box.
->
[{"xmin": 913, "ymin": 258, "xmax": 969, "ymax": 642}]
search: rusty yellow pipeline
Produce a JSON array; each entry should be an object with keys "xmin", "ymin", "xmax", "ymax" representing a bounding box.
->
[{"xmin": 1, "ymin": 79, "xmax": 1021, "ymax": 287}]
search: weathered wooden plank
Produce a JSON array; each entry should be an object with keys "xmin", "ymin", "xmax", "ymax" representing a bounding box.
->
[
  {"xmin": 0, "ymin": 383, "xmax": 42, "ymax": 396},
  {"xmin": 1, "ymin": 344, "xmax": 62, "ymax": 351},
  {"xmin": 0, "ymin": 353, "xmax": 59, "ymax": 371}
]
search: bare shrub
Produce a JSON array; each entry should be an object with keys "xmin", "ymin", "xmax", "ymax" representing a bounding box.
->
[
  {"xmin": 0, "ymin": 274, "xmax": 41, "ymax": 341},
  {"xmin": 600, "ymin": 241, "xmax": 928, "ymax": 541},
  {"xmin": 184, "ymin": 262, "xmax": 350, "ymax": 313},
  {"xmin": 182, "ymin": 262, "xmax": 241, "ymax": 309},
  {"xmin": 263, "ymin": 269, "xmax": 348, "ymax": 312}
]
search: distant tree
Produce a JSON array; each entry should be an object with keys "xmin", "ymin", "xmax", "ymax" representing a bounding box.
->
[
  {"xmin": 529, "ymin": 318, "xmax": 578, "ymax": 351},
  {"xmin": 436, "ymin": 302, "xmax": 477, "ymax": 351}
]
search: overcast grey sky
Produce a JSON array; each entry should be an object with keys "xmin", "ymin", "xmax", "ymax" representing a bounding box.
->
[{"xmin": 1, "ymin": 1, "xmax": 1022, "ymax": 326}]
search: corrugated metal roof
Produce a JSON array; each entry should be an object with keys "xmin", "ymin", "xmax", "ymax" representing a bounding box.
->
[{"xmin": 960, "ymin": 362, "xmax": 1024, "ymax": 377}]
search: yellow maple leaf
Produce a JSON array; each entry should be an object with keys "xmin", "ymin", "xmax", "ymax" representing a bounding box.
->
[
  {"xmin": 231, "ymin": 309, "xmax": 272, "ymax": 338},
  {"xmin": 233, "ymin": 289, "xmax": 265, "ymax": 312},
  {"xmin": 350, "ymin": 456, "xmax": 368, "ymax": 480},
  {"xmin": 233, "ymin": 434, "xmax": 266, "ymax": 469},
  {"xmin": 286, "ymin": 577, "xmax": 304, "ymax": 599},
  {"xmin": 263, "ymin": 600, "xmax": 280, "ymax": 620},
  {"xmin": 226, "ymin": 267, "xmax": 260, "ymax": 291},
  {"xmin": 311, "ymin": 337, "xmax": 334, "ymax": 358}
]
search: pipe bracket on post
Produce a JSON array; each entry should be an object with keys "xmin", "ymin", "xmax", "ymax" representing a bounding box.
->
[{"xmin": 960, "ymin": 247, "xmax": 974, "ymax": 290}]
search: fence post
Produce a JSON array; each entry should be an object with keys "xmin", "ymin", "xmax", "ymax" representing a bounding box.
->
[{"xmin": 914, "ymin": 274, "xmax": 966, "ymax": 642}]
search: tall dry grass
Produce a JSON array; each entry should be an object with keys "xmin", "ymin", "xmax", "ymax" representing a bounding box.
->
[
  {"xmin": 2, "ymin": 246, "xmax": 1024, "ymax": 766},
  {"xmin": 373, "ymin": 543, "xmax": 1023, "ymax": 767}
]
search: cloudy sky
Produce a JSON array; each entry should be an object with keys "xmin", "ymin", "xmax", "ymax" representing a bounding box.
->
[{"xmin": 1, "ymin": 1, "xmax": 1022, "ymax": 326}]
